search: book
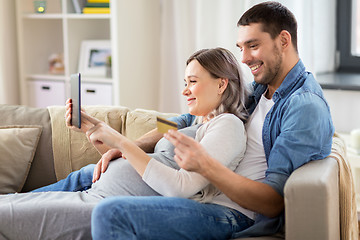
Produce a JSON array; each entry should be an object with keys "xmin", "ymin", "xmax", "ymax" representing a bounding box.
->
[
  {"xmin": 72, "ymin": 0, "xmax": 87, "ymax": 14},
  {"xmin": 87, "ymin": 0, "xmax": 110, "ymax": 3},
  {"xmin": 85, "ymin": 3, "xmax": 110, "ymax": 8},
  {"xmin": 83, "ymin": 7, "xmax": 111, "ymax": 14}
]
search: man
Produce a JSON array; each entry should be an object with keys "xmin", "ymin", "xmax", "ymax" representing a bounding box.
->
[{"xmin": 40, "ymin": 2, "xmax": 334, "ymax": 238}]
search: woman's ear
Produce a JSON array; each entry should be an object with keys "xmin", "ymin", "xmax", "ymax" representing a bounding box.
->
[{"xmin": 218, "ymin": 78, "xmax": 228, "ymax": 94}]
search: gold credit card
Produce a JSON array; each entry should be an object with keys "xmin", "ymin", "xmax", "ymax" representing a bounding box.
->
[{"xmin": 156, "ymin": 116, "xmax": 178, "ymax": 134}]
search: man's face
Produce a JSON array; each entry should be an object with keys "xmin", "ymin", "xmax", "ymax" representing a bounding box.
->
[{"xmin": 236, "ymin": 23, "xmax": 283, "ymax": 86}]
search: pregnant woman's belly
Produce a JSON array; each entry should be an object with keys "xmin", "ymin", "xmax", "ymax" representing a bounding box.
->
[{"xmin": 87, "ymin": 158, "xmax": 161, "ymax": 198}]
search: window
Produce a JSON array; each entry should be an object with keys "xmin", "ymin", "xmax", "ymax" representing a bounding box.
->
[
  {"xmin": 337, "ymin": 0, "xmax": 360, "ymax": 72},
  {"xmin": 353, "ymin": 0, "xmax": 360, "ymax": 56}
]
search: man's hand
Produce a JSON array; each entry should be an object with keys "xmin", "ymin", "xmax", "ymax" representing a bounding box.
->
[
  {"xmin": 92, "ymin": 149, "xmax": 123, "ymax": 183},
  {"xmin": 164, "ymin": 129, "xmax": 211, "ymax": 175}
]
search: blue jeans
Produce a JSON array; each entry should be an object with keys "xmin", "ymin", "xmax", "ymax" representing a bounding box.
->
[
  {"xmin": 32, "ymin": 164, "xmax": 95, "ymax": 192},
  {"xmin": 91, "ymin": 196, "xmax": 254, "ymax": 240}
]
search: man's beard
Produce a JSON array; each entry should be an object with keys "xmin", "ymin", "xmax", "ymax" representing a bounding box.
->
[{"xmin": 255, "ymin": 45, "xmax": 282, "ymax": 86}]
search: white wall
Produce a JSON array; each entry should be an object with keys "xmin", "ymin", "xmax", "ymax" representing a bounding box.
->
[
  {"xmin": 0, "ymin": 0, "xmax": 19, "ymax": 105},
  {"xmin": 323, "ymin": 89, "xmax": 360, "ymax": 133},
  {"xmin": 114, "ymin": 0, "xmax": 161, "ymax": 111}
]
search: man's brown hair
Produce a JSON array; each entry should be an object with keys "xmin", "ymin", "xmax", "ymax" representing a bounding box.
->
[{"xmin": 238, "ymin": 1, "xmax": 298, "ymax": 52}]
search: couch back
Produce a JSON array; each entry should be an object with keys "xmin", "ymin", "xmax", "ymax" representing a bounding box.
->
[
  {"xmin": 0, "ymin": 105, "xmax": 179, "ymax": 192},
  {"xmin": 48, "ymin": 106, "xmax": 179, "ymax": 182}
]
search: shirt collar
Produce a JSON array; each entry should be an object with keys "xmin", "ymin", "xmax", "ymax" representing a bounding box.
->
[
  {"xmin": 272, "ymin": 59, "xmax": 306, "ymax": 102},
  {"xmin": 248, "ymin": 59, "xmax": 306, "ymax": 105}
]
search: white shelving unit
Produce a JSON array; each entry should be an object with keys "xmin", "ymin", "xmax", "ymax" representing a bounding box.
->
[{"xmin": 16, "ymin": 0, "xmax": 116, "ymax": 107}]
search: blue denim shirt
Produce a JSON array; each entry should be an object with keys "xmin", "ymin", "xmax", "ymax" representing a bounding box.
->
[{"xmin": 169, "ymin": 60, "xmax": 334, "ymax": 237}]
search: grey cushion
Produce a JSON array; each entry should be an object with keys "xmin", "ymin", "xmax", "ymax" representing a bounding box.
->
[{"xmin": 0, "ymin": 105, "xmax": 57, "ymax": 191}]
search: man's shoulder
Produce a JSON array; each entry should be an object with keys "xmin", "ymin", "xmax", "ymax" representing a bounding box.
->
[
  {"xmin": 286, "ymin": 72, "xmax": 327, "ymax": 105},
  {"xmin": 299, "ymin": 71, "xmax": 322, "ymax": 93}
]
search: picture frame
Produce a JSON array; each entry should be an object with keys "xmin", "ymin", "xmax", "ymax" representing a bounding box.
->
[{"xmin": 78, "ymin": 40, "xmax": 111, "ymax": 77}]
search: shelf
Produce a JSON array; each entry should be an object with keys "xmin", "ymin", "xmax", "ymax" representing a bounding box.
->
[
  {"xmin": 66, "ymin": 14, "xmax": 111, "ymax": 19},
  {"xmin": 22, "ymin": 13, "xmax": 111, "ymax": 20},
  {"xmin": 26, "ymin": 74, "xmax": 66, "ymax": 81},
  {"xmin": 16, "ymin": 0, "xmax": 119, "ymax": 107},
  {"xmin": 80, "ymin": 76, "xmax": 113, "ymax": 84},
  {"xmin": 25, "ymin": 74, "xmax": 112, "ymax": 84},
  {"xmin": 22, "ymin": 13, "xmax": 64, "ymax": 19}
]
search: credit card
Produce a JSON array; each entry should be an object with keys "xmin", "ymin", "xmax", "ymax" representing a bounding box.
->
[{"xmin": 156, "ymin": 116, "xmax": 178, "ymax": 134}]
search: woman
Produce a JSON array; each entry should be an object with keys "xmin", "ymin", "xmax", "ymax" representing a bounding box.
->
[{"xmin": 0, "ymin": 48, "xmax": 250, "ymax": 239}]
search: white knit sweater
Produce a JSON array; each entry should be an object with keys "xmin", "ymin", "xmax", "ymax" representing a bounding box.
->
[{"xmin": 142, "ymin": 113, "xmax": 249, "ymax": 212}]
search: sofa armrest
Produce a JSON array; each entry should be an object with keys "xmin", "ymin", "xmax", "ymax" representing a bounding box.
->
[{"xmin": 284, "ymin": 157, "xmax": 340, "ymax": 240}]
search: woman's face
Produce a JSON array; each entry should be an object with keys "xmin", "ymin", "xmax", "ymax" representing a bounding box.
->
[{"xmin": 182, "ymin": 60, "xmax": 224, "ymax": 117}]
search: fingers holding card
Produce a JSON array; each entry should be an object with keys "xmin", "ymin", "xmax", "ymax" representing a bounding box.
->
[{"xmin": 156, "ymin": 117, "xmax": 178, "ymax": 134}]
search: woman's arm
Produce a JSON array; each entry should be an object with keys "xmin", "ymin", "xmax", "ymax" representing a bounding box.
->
[
  {"xmin": 65, "ymin": 99, "xmax": 112, "ymax": 155},
  {"xmin": 84, "ymin": 114, "xmax": 153, "ymax": 175},
  {"xmin": 92, "ymin": 129, "xmax": 164, "ymax": 182},
  {"xmin": 66, "ymin": 101, "xmax": 153, "ymax": 176},
  {"xmin": 142, "ymin": 114, "xmax": 246, "ymax": 198},
  {"xmin": 66, "ymin": 99, "xmax": 168, "ymax": 156}
]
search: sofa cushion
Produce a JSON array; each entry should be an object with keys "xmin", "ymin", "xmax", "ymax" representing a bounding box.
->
[
  {"xmin": 124, "ymin": 108, "xmax": 179, "ymax": 141},
  {"xmin": 0, "ymin": 105, "xmax": 56, "ymax": 192},
  {"xmin": 48, "ymin": 105, "xmax": 130, "ymax": 181},
  {"xmin": 0, "ymin": 125, "xmax": 42, "ymax": 193}
]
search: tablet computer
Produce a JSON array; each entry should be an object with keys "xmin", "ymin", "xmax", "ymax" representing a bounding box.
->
[{"xmin": 70, "ymin": 73, "xmax": 81, "ymax": 128}]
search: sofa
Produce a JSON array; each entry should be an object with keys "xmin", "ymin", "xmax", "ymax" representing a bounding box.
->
[{"xmin": 0, "ymin": 104, "xmax": 344, "ymax": 239}]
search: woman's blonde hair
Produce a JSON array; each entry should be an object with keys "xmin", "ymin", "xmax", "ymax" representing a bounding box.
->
[{"xmin": 186, "ymin": 48, "xmax": 249, "ymax": 122}]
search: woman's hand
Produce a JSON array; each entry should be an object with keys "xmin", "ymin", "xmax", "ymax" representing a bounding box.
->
[
  {"xmin": 86, "ymin": 115, "xmax": 151, "ymax": 176},
  {"xmin": 65, "ymin": 98, "xmax": 94, "ymax": 133},
  {"xmin": 92, "ymin": 148, "xmax": 123, "ymax": 183},
  {"xmin": 84, "ymin": 114, "xmax": 125, "ymax": 150},
  {"xmin": 164, "ymin": 130, "xmax": 214, "ymax": 175}
]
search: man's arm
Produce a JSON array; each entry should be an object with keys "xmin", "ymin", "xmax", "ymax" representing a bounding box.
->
[
  {"xmin": 165, "ymin": 130, "xmax": 284, "ymax": 218},
  {"xmin": 201, "ymin": 158, "xmax": 284, "ymax": 218},
  {"xmin": 133, "ymin": 113, "xmax": 195, "ymax": 153},
  {"xmin": 134, "ymin": 128, "xmax": 164, "ymax": 153}
]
